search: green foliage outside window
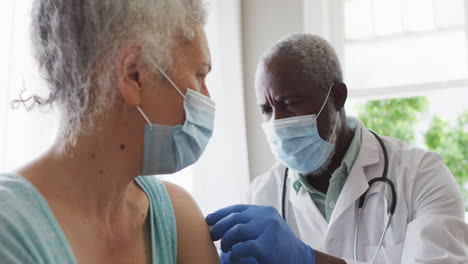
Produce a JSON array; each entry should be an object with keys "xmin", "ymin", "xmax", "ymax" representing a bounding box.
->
[
  {"xmin": 425, "ymin": 112, "xmax": 468, "ymax": 198},
  {"xmin": 356, "ymin": 97, "xmax": 468, "ymax": 209},
  {"xmin": 357, "ymin": 97, "xmax": 429, "ymax": 144}
]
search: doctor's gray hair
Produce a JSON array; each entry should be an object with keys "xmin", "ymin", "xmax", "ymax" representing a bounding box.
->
[
  {"xmin": 25, "ymin": 0, "xmax": 208, "ymax": 144},
  {"xmin": 260, "ymin": 34, "xmax": 343, "ymax": 95}
]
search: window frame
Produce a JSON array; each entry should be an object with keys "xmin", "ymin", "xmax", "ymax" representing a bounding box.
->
[{"xmin": 303, "ymin": 0, "xmax": 468, "ymax": 101}]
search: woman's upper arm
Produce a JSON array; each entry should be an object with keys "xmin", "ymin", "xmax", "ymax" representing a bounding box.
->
[{"xmin": 163, "ymin": 181, "xmax": 220, "ymax": 264}]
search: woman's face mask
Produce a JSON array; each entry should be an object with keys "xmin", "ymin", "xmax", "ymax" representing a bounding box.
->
[{"xmin": 137, "ymin": 67, "xmax": 216, "ymax": 176}]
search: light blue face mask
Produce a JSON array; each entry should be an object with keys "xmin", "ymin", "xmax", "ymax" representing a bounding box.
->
[
  {"xmin": 137, "ymin": 67, "xmax": 215, "ymax": 176},
  {"xmin": 261, "ymin": 84, "xmax": 337, "ymax": 174}
]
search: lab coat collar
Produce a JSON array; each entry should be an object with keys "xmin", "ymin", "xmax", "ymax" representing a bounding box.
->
[
  {"xmin": 355, "ymin": 125, "xmax": 381, "ymax": 167},
  {"xmin": 328, "ymin": 127, "xmax": 381, "ymax": 226}
]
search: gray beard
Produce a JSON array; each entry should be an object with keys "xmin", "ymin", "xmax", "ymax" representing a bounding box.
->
[{"xmin": 307, "ymin": 144, "xmax": 336, "ymax": 178}]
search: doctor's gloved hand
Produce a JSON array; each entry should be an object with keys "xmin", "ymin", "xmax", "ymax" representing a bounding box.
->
[
  {"xmin": 219, "ymin": 251, "xmax": 257, "ymax": 264},
  {"xmin": 206, "ymin": 205, "xmax": 315, "ymax": 264}
]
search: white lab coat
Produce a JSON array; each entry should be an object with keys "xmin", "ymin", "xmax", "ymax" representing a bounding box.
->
[{"xmin": 244, "ymin": 127, "xmax": 468, "ymax": 263}]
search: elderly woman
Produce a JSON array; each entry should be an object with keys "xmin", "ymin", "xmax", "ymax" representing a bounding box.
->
[{"xmin": 0, "ymin": 0, "xmax": 220, "ymax": 263}]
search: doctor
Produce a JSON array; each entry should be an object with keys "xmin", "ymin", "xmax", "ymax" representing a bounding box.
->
[{"xmin": 207, "ymin": 34, "xmax": 467, "ymax": 263}]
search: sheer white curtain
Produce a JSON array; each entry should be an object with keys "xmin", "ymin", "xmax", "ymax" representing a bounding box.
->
[
  {"xmin": 0, "ymin": 0, "xmax": 250, "ymax": 215},
  {"xmin": 191, "ymin": 0, "xmax": 250, "ymax": 215},
  {"xmin": 0, "ymin": 0, "xmax": 59, "ymax": 172}
]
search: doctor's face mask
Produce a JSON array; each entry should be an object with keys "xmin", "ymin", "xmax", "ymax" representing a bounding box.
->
[
  {"xmin": 136, "ymin": 67, "xmax": 216, "ymax": 176},
  {"xmin": 261, "ymin": 84, "xmax": 338, "ymax": 174}
]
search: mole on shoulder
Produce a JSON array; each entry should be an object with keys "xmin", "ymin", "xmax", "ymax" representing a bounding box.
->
[{"xmin": 120, "ymin": 144, "xmax": 125, "ymax": 150}]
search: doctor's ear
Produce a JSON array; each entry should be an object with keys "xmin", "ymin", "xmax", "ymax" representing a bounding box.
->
[
  {"xmin": 117, "ymin": 41, "xmax": 144, "ymax": 107},
  {"xmin": 333, "ymin": 82, "xmax": 348, "ymax": 111}
]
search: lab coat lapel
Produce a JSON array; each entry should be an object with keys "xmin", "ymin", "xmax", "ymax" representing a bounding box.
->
[
  {"xmin": 328, "ymin": 128, "xmax": 381, "ymax": 226},
  {"xmin": 289, "ymin": 175, "xmax": 329, "ymax": 240}
]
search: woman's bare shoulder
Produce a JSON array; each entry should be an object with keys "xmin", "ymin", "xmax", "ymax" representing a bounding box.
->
[{"xmin": 163, "ymin": 181, "xmax": 220, "ymax": 264}]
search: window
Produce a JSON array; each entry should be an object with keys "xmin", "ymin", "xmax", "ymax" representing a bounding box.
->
[
  {"xmin": 344, "ymin": 0, "xmax": 465, "ymax": 40},
  {"xmin": 343, "ymin": 0, "xmax": 468, "ymax": 93},
  {"xmin": 306, "ymin": 0, "xmax": 468, "ymax": 216},
  {"xmin": 341, "ymin": 0, "xmax": 468, "ymax": 212}
]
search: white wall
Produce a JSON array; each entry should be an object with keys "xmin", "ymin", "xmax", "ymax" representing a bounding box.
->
[{"xmin": 240, "ymin": 0, "xmax": 305, "ymax": 180}]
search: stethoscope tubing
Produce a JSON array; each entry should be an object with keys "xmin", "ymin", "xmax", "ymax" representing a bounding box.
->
[{"xmin": 281, "ymin": 130, "xmax": 397, "ymax": 263}]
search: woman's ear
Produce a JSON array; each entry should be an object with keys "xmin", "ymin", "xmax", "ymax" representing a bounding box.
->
[
  {"xmin": 117, "ymin": 42, "xmax": 144, "ymax": 107},
  {"xmin": 333, "ymin": 82, "xmax": 348, "ymax": 111}
]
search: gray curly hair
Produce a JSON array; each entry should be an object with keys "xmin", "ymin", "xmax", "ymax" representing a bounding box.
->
[
  {"xmin": 260, "ymin": 33, "xmax": 343, "ymax": 95},
  {"xmin": 21, "ymin": 0, "xmax": 208, "ymax": 144}
]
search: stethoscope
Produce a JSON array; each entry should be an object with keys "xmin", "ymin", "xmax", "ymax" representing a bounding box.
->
[{"xmin": 281, "ymin": 130, "xmax": 397, "ymax": 264}]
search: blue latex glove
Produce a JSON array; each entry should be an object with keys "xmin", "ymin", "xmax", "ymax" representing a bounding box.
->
[
  {"xmin": 220, "ymin": 251, "xmax": 256, "ymax": 264},
  {"xmin": 206, "ymin": 205, "xmax": 315, "ymax": 264}
]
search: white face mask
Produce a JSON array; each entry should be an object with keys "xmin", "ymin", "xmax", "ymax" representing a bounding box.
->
[
  {"xmin": 137, "ymin": 66, "xmax": 216, "ymax": 175},
  {"xmin": 261, "ymin": 84, "xmax": 337, "ymax": 174}
]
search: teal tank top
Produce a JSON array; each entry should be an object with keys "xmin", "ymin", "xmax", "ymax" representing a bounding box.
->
[{"xmin": 0, "ymin": 173, "xmax": 177, "ymax": 264}]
